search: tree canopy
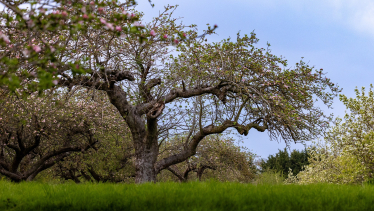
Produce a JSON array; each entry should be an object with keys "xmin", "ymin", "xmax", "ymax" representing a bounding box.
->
[
  {"xmin": 0, "ymin": 0, "xmax": 340, "ymax": 183},
  {"xmin": 288, "ymin": 86, "xmax": 374, "ymax": 184},
  {"xmin": 260, "ymin": 148, "xmax": 310, "ymax": 178}
]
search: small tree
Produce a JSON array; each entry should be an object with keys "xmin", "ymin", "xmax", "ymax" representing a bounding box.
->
[
  {"xmin": 160, "ymin": 135, "xmax": 256, "ymax": 182},
  {"xmin": 49, "ymin": 126, "xmax": 135, "ymax": 183},
  {"xmin": 0, "ymin": 88, "xmax": 128, "ymax": 182}
]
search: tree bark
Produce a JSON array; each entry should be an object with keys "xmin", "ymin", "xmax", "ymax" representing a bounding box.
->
[
  {"xmin": 134, "ymin": 149, "xmax": 157, "ymax": 183},
  {"xmin": 133, "ymin": 116, "xmax": 159, "ymax": 183}
]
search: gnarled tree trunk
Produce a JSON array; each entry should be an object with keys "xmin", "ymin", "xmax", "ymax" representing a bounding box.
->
[
  {"xmin": 134, "ymin": 149, "xmax": 158, "ymax": 183},
  {"xmin": 123, "ymin": 106, "xmax": 160, "ymax": 183}
]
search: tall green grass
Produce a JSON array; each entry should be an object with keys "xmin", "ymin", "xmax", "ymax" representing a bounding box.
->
[{"xmin": 1, "ymin": 180, "xmax": 374, "ymax": 211}]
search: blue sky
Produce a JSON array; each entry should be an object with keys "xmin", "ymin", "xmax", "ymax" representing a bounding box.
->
[{"xmin": 135, "ymin": 0, "xmax": 374, "ymax": 158}]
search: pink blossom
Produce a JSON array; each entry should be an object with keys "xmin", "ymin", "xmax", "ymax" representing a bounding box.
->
[
  {"xmin": 33, "ymin": 45, "xmax": 41, "ymax": 53},
  {"xmin": 61, "ymin": 11, "xmax": 68, "ymax": 17},
  {"xmin": 122, "ymin": 10, "xmax": 127, "ymax": 15},
  {"xmin": 52, "ymin": 80, "xmax": 58, "ymax": 85},
  {"xmin": 83, "ymin": 14, "xmax": 88, "ymax": 19},
  {"xmin": 98, "ymin": 7, "xmax": 104, "ymax": 13},
  {"xmin": 105, "ymin": 23, "xmax": 114, "ymax": 30},
  {"xmin": 163, "ymin": 34, "xmax": 168, "ymax": 39},
  {"xmin": 50, "ymin": 46, "xmax": 55, "ymax": 52},
  {"xmin": 173, "ymin": 39, "xmax": 179, "ymax": 44},
  {"xmin": 115, "ymin": 26, "xmax": 122, "ymax": 31},
  {"xmin": 183, "ymin": 33, "xmax": 186, "ymax": 37},
  {"xmin": 0, "ymin": 34, "xmax": 10, "ymax": 43},
  {"xmin": 100, "ymin": 18, "xmax": 106, "ymax": 24},
  {"xmin": 150, "ymin": 30, "xmax": 156, "ymax": 36},
  {"xmin": 90, "ymin": 1, "xmax": 95, "ymax": 5}
]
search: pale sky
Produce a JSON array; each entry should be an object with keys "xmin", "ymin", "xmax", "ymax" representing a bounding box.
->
[{"xmin": 135, "ymin": 0, "xmax": 374, "ymax": 158}]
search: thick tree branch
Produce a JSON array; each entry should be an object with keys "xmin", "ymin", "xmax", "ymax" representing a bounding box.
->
[
  {"xmin": 24, "ymin": 134, "xmax": 41, "ymax": 157},
  {"xmin": 0, "ymin": 160, "xmax": 9, "ymax": 171},
  {"xmin": 106, "ymin": 85, "xmax": 132, "ymax": 117},
  {"xmin": 197, "ymin": 165, "xmax": 216, "ymax": 181},
  {"xmin": 87, "ymin": 165, "xmax": 103, "ymax": 182},
  {"xmin": 24, "ymin": 142, "xmax": 96, "ymax": 179},
  {"xmin": 108, "ymin": 71, "xmax": 136, "ymax": 84},
  {"xmin": 6, "ymin": 144, "xmax": 20, "ymax": 153},
  {"xmin": 26, "ymin": 154, "xmax": 68, "ymax": 181},
  {"xmin": 139, "ymin": 78, "xmax": 162, "ymax": 102},
  {"xmin": 138, "ymin": 84, "xmax": 229, "ymax": 116},
  {"xmin": 80, "ymin": 170, "xmax": 93, "ymax": 182},
  {"xmin": 166, "ymin": 167, "xmax": 186, "ymax": 182},
  {"xmin": 59, "ymin": 74, "xmax": 133, "ymax": 117},
  {"xmin": 16, "ymin": 126, "xmax": 25, "ymax": 151},
  {"xmin": 146, "ymin": 102, "xmax": 165, "ymax": 119},
  {"xmin": 163, "ymin": 85, "xmax": 228, "ymax": 104},
  {"xmin": 0, "ymin": 167, "xmax": 22, "ymax": 182},
  {"xmin": 155, "ymin": 119, "xmax": 268, "ymax": 173}
]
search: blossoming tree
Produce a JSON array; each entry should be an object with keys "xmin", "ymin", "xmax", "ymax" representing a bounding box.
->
[
  {"xmin": 0, "ymin": 88, "xmax": 129, "ymax": 182},
  {"xmin": 289, "ymin": 86, "xmax": 374, "ymax": 184},
  {"xmin": 1, "ymin": 1, "xmax": 340, "ymax": 183},
  {"xmin": 0, "ymin": 0, "xmax": 142, "ymax": 91},
  {"xmin": 159, "ymin": 135, "xmax": 257, "ymax": 182}
]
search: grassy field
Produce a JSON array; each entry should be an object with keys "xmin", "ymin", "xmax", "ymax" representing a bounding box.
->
[{"xmin": 1, "ymin": 180, "xmax": 374, "ymax": 211}]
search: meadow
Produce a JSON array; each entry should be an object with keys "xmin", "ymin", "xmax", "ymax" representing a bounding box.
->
[{"xmin": 1, "ymin": 180, "xmax": 374, "ymax": 211}]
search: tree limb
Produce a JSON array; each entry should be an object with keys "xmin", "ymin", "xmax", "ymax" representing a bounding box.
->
[{"xmin": 155, "ymin": 119, "xmax": 268, "ymax": 173}]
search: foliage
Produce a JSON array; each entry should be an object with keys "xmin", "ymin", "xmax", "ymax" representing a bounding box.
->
[
  {"xmin": 0, "ymin": 0, "xmax": 149, "ymax": 92},
  {"xmin": 37, "ymin": 89, "xmax": 135, "ymax": 183},
  {"xmin": 0, "ymin": 88, "xmax": 129, "ymax": 182},
  {"xmin": 260, "ymin": 148, "xmax": 309, "ymax": 178},
  {"xmin": 158, "ymin": 135, "xmax": 257, "ymax": 182},
  {"xmin": 288, "ymin": 85, "xmax": 374, "ymax": 184},
  {"xmin": 2, "ymin": 181, "xmax": 374, "ymax": 210},
  {"xmin": 48, "ymin": 133, "xmax": 135, "ymax": 183},
  {"xmin": 1, "ymin": 1, "xmax": 339, "ymax": 183},
  {"xmin": 253, "ymin": 169, "xmax": 285, "ymax": 185}
]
